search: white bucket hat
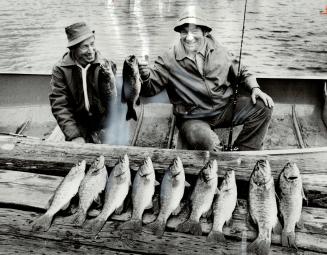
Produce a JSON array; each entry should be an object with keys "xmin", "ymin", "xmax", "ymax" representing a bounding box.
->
[{"xmin": 174, "ymin": 6, "xmax": 212, "ymax": 33}]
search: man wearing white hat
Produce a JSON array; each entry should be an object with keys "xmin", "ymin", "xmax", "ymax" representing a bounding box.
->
[
  {"xmin": 49, "ymin": 22, "xmax": 117, "ymax": 143},
  {"xmin": 138, "ymin": 6, "xmax": 274, "ymax": 151}
]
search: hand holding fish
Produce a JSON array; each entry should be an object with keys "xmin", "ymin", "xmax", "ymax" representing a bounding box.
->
[
  {"xmin": 138, "ymin": 55, "xmax": 150, "ymax": 80},
  {"xmin": 100, "ymin": 59, "xmax": 115, "ymax": 79}
]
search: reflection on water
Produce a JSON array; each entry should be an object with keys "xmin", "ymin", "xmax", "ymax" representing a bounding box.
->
[{"xmin": 0, "ymin": 0, "xmax": 326, "ymax": 76}]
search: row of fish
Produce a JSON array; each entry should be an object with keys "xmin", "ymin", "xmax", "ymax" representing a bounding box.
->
[
  {"xmin": 31, "ymin": 155, "xmax": 305, "ymax": 254},
  {"xmin": 248, "ymin": 159, "xmax": 306, "ymax": 255}
]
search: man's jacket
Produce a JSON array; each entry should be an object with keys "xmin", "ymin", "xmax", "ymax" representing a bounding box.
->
[
  {"xmin": 140, "ymin": 35, "xmax": 259, "ymax": 118},
  {"xmin": 49, "ymin": 51, "xmax": 117, "ymax": 141}
]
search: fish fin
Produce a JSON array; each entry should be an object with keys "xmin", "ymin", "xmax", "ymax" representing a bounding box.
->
[
  {"xmin": 83, "ymin": 217, "xmax": 106, "ymax": 236},
  {"xmin": 302, "ymin": 188, "xmax": 307, "ymax": 201},
  {"xmin": 126, "ymin": 107, "xmax": 137, "ymax": 121},
  {"xmin": 47, "ymin": 194, "xmax": 54, "ymax": 209},
  {"xmin": 94, "ymin": 195, "xmax": 103, "ymax": 207},
  {"xmin": 225, "ymin": 218, "xmax": 232, "ymax": 227},
  {"xmin": 136, "ymin": 97, "xmax": 141, "ymax": 106},
  {"xmin": 154, "ymin": 180, "xmax": 160, "ymax": 186},
  {"xmin": 31, "ymin": 214, "xmax": 53, "ymax": 232},
  {"xmin": 281, "ymin": 230, "xmax": 298, "ymax": 250},
  {"xmin": 145, "ymin": 200, "xmax": 153, "ymax": 210},
  {"xmin": 118, "ymin": 219, "xmax": 143, "ymax": 232},
  {"xmin": 184, "ymin": 181, "xmax": 191, "ymax": 188},
  {"xmin": 247, "ymin": 236, "xmax": 271, "ymax": 255},
  {"xmin": 61, "ymin": 200, "xmax": 71, "ymax": 211},
  {"xmin": 176, "ymin": 219, "xmax": 202, "ymax": 236},
  {"xmin": 296, "ymin": 217, "xmax": 305, "ymax": 229},
  {"xmin": 207, "ymin": 230, "xmax": 226, "ymax": 243},
  {"xmin": 115, "ymin": 204, "xmax": 124, "ymax": 215},
  {"xmin": 272, "ymin": 219, "xmax": 282, "ymax": 234},
  {"xmin": 145, "ymin": 219, "xmax": 166, "ymax": 237},
  {"xmin": 202, "ymin": 208, "xmax": 212, "ymax": 219},
  {"xmin": 71, "ymin": 209, "xmax": 87, "ymax": 226},
  {"xmin": 171, "ymin": 204, "xmax": 182, "ymax": 216},
  {"xmin": 88, "ymin": 209, "xmax": 101, "ymax": 218}
]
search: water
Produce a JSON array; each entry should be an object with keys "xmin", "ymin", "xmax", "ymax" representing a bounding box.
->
[{"xmin": 0, "ymin": 0, "xmax": 326, "ymax": 76}]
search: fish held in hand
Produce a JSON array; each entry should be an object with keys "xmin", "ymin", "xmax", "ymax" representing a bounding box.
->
[
  {"xmin": 118, "ymin": 156, "xmax": 157, "ymax": 232},
  {"xmin": 71, "ymin": 155, "xmax": 108, "ymax": 226},
  {"xmin": 84, "ymin": 154, "xmax": 131, "ymax": 236},
  {"xmin": 146, "ymin": 157, "xmax": 186, "ymax": 237},
  {"xmin": 32, "ymin": 160, "xmax": 86, "ymax": 232},
  {"xmin": 121, "ymin": 55, "xmax": 142, "ymax": 121},
  {"xmin": 247, "ymin": 159, "xmax": 280, "ymax": 255},
  {"xmin": 278, "ymin": 162, "xmax": 306, "ymax": 249},
  {"xmin": 177, "ymin": 159, "xmax": 218, "ymax": 236},
  {"xmin": 207, "ymin": 169, "xmax": 237, "ymax": 243}
]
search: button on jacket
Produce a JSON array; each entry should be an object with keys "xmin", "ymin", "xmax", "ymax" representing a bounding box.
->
[
  {"xmin": 140, "ymin": 35, "xmax": 259, "ymax": 118},
  {"xmin": 49, "ymin": 51, "xmax": 117, "ymax": 141}
]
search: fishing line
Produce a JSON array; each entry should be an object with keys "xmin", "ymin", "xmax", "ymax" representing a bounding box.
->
[{"xmin": 225, "ymin": 0, "xmax": 248, "ymax": 151}]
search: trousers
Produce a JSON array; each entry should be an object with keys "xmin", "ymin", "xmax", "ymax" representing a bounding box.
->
[{"xmin": 177, "ymin": 96, "xmax": 273, "ymax": 151}]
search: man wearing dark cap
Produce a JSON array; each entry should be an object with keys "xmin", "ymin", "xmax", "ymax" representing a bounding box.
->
[
  {"xmin": 49, "ymin": 22, "xmax": 117, "ymax": 143},
  {"xmin": 138, "ymin": 6, "xmax": 274, "ymax": 151}
]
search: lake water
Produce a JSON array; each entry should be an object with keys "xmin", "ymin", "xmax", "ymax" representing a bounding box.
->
[{"xmin": 0, "ymin": 0, "xmax": 326, "ymax": 76}]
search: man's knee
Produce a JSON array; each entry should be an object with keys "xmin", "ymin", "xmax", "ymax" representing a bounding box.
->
[
  {"xmin": 256, "ymin": 99, "xmax": 273, "ymax": 120},
  {"xmin": 179, "ymin": 120, "xmax": 220, "ymax": 150}
]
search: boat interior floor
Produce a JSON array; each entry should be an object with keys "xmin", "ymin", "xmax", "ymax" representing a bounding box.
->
[{"xmin": 1, "ymin": 102, "xmax": 327, "ymax": 150}]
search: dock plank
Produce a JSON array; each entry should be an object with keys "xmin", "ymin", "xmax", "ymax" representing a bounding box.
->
[
  {"xmin": 0, "ymin": 137, "xmax": 327, "ymax": 205},
  {"xmin": 0, "ymin": 169, "xmax": 326, "ymax": 253},
  {"xmin": 0, "ymin": 169, "xmax": 61, "ymax": 209},
  {"xmin": 0, "ymin": 208, "xmax": 324, "ymax": 255}
]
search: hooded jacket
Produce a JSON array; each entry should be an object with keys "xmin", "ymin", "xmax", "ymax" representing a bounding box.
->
[
  {"xmin": 140, "ymin": 35, "xmax": 259, "ymax": 118},
  {"xmin": 49, "ymin": 51, "xmax": 117, "ymax": 141}
]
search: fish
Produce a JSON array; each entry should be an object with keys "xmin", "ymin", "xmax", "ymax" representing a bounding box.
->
[
  {"xmin": 146, "ymin": 157, "xmax": 186, "ymax": 236},
  {"xmin": 71, "ymin": 155, "xmax": 108, "ymax": 226},
  {"xmin": 31, "ymin": 160, "xmax": 86, "ymax": 232},
  {"xmin": 84, "ymin": 154, "xmax": 131, "ymax": 235},
  {"xmin": 207, "ymin": 169, "xmax": 237, "ymax": 242},
  {"xmin": 278, "ymin": 162, "xmax": 306, "ymax": 249},
  {"xmin": 118, "ymin": 156, "xmax": 157, "ymax": 232},
  {"xmin": 177, "ymin": 159, "xmax": 218, "ymax": 236},
  {"xmin": 121, "ymin": 55, "xmax": 142, "ymax": 121},
  {"xmin": 247, "ymin": 159, "xmax": 281, "ymax": 255}
]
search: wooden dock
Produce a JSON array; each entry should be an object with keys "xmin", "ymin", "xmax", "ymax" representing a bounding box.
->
[{"xmin": 0, "ymin": 136, "xmax": 326, "ymax": 254}]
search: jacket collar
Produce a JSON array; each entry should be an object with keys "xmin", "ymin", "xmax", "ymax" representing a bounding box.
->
[
  {"xmin": 175, "ymin": 35, "xmax": 215, "ymax": 61},
  {"xmin": 59, "ymin": 50, "xmax": 102, "ymax": 67}
]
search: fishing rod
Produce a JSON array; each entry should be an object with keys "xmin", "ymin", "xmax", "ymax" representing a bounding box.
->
[{"xmin": 223, "ymin": 0, "xmax": 248, "ymax": 151}]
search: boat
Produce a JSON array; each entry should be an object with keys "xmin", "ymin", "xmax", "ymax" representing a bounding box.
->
[{"xmin": 0, "ymin": 72, "xmax": 327, "ymax": 254}]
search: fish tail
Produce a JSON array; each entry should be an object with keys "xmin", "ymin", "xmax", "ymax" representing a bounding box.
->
[
  {"xmin": 31, "ymin": 214, "xmax": 53, "ymax": 232},
  {"xmin": 145, "ymin": 219, "xmax": 166, "ymax": 237},
  {"xmin": 118, "ymin": 219, "xmax": 143, "ymax": 232},
  {"xmin": 126, "ymin": 107, "xmax": 137, "ymax": 121},
  {"xmin": 83, "ymin": 216, "xmax": 106, "ymax": 236},
  {"xmin": 72, "ymin": 209, "xmax": 87, "ymax": 226},
  {"xmin": 176, "ymin": 219, "xmax": 202, "ymax": 236},
  {"xmin": 247, "ymin": 236, "xmax": 271, "ymax": 255},
  {"xmin": 281, "ymin": 230, "xmax": 297, "ymax": 249},
  {"xmin": 207, "ymin": 230, "xmax": 226, "ymax": 243}
]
